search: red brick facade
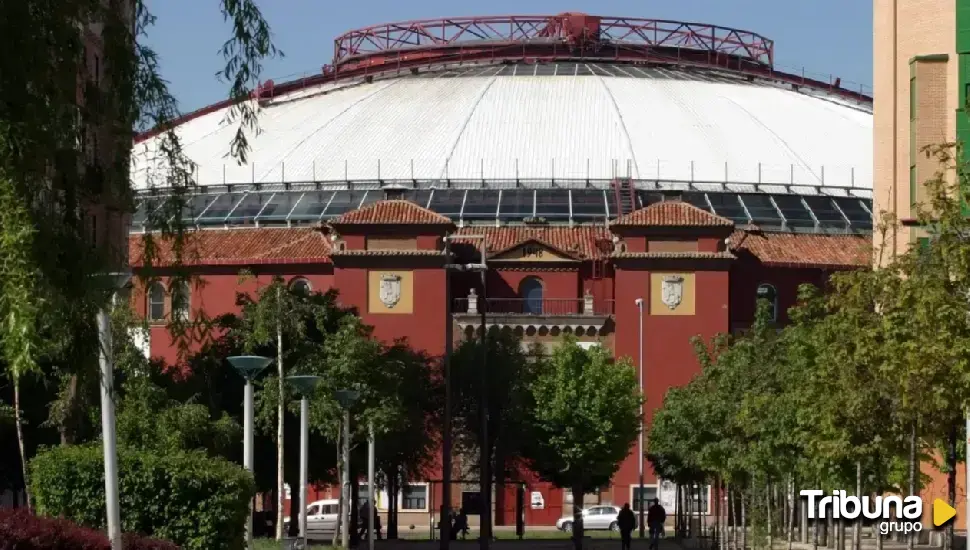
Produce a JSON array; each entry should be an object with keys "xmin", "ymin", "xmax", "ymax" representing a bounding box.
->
[{"xmin": 129, "ymin": 198, "xmax": 871, "ymax": 525}]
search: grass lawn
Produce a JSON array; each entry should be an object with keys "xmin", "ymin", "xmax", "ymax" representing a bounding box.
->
[{"xmin": 253, "ymin": 539, "xmax": 283, "ymax": 550}]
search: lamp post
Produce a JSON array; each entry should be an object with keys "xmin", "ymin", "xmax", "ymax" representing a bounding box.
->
[
  {"xmin": 228, "ymin": 356, "xmax": 273, "ymax": 550},
  {"xmin": 368, "ymin": 420, "xmax": 376, "ymax": 550},
  {"xmin": 97, "ymin": 271, "xmax": 132, "ymax": 550},
  {"xmin": 634, "ymin": 297, "xmax": 645, "ymax": 539},
  {"xmin": 287, "ymin": 375, "xmax": 323, "ymax": 547},
  {"xmin": 442, "ymin": 234, "xmax": 489, "ymax": 550},
  {"xmin": 335, "ymin": 389, "xmax": 361, "ymax": 549}
]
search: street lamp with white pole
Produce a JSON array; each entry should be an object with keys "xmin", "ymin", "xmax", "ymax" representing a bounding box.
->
[
  {"xmin": 228, "ymin": 355, "xmax": 273, "ymax": 550},
  {"xmin": 97, "ymin": 271, "xmax": 132, "ymax": 550},
  {"xmin": 334, "ymin": 389, "xmax": 361, "ymax": 549},
  {"xmin": 367, "ymin": 420, "xmax": 376, "ymax": 550},
  {"xmin": 286, "ymin": 375, "xmax": 323, "ymax": 548},
  {"xmin": 634, "ymin": 297, "xmax": 645, "ymax": 538},
  {"xmin": 441, "ymin": 234, "xmax": 488, "ymax": 550}
]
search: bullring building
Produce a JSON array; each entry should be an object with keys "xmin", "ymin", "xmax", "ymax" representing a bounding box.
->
[{"xmin": 130, "ymin": 13, "xmax": 873, "ymax": 527}]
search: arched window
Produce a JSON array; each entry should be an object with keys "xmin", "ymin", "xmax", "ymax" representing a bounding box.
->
[
  {"xmin": 171, "ymin": 281, "xmax": 191, "ymax": 322},
  {"xmin": 147, "ymin": 282, "xmax": 166, "ymax": 321},
  {"xmin": 290, "ymin": 278, "xmax": 312, "ymax": 296},
  {"xmin": 115, "ymin": 284, "xmax": 132, "ymax": 313},
  {"xmin": 756, "ymin": 283, "xmax": 778, "ymax": 322},
  {"xmin": 519, "ymin": 277, "xmax": 544, "ymax": 314}
]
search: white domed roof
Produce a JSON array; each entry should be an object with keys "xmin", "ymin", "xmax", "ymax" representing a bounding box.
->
[{"xmin": 131, "ymin": 63, "xmax": 871, "ymax": 193}]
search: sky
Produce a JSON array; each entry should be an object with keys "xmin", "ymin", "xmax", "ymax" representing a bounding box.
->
[{"xmin": 143, "ymin": 0, "xmax": 872, "ymax": 114}]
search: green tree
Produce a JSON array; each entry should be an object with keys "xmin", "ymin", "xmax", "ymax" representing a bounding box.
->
[
  {"xmin": 525, "ymin": 337, "xmax": 641, "ymax": 550},
  {"xmin": 373, "ymin": 342, "xmax": 442, "ymax": 539},
  {"xmin": 240, "ymin": 280, "xmax": 353, "ymax": 539},
  {"xmin": 298, "ymin": 316, "xmax": 441, "ymax": 545},
  {"xmin": 451, "ymin": 327, "xmax": 540, "ymax": 531},
  {"xmin": 0, "ymin": 0, "xmax": 280, "ymax": 505}
]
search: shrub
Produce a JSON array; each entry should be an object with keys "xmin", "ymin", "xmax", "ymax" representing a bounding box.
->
[
  {"xmin": 30, "ymin": 445, "xmax": 254, "ymax": 550},
  {"xmin": 0, "ymin": 508, "xmax": 179, "ymax": 550}
]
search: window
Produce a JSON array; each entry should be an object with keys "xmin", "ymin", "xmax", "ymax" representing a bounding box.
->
[
  {"xmin": 910, "ymin": 165, "xmax": 918, "ymax": 206},
  {"xmin": 307, "ymin": 504, "xmax": 320, "ymax": 516},
  {"xmin": 688, "ymin": 485, "xmax": 712, "ymax": 515},
  {"xmin": 148, "ymin": 282, "xmax": 165, "ymax": 321},
  {"xmin": 910, "ymin": 68, "xmax": 917, "ymax": 205},
  {"xmin": 171, "ymin": 281, "xmax": 190, "ymax": 321},
  {"xmin": 401, "ymin": 483, "xmax": 428, "ymax": 511},
  {"xmin": 519, "ymin": 277, "xmax": 544, "ymax": 314},
  {"xmin": 909, "ymin": 75, "xmax": 916, "ymax": 121},
  {"xmin": 461, "ymin": 491, "xmax": 483, "ymax": 515},
  {"xmin": 115, "ymin": 284, "xmax": 131, "ymax": 312},
  {"xmin": 756, "ymin": 284, "xmax": 778, "ymax": 322},
  {"xmin": 632, "ymin": 486, "xmax": 659, "ymax": 512},
  {"xmin": 290, "ymin": 278, "xmax": 312, "ymax": 296}
]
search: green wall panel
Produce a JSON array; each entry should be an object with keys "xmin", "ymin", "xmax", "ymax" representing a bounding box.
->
[
  {"xmin": 959, "ymin": 0, "xmax": 970, "ymax": 52},
  {"xmin": 960, "ymin": 0, "xmax": 970, "ymax": 215}
]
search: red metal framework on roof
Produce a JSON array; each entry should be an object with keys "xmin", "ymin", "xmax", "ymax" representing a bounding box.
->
[
  {"xmin": 134, "ymin": 13, "xmax": 869, "ymax": 144},
  {"xmin": 329, "ymin": 13, "xmax": 774, "ymax": 71}
]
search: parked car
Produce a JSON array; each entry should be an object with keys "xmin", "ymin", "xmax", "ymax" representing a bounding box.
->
[
  {"xmin": 282, "ymin": 499, "xmax": 348, "ymax": 540},
  {"xmin": 556, "ymin": 505, "xmax": 631, "ymax": 533}
]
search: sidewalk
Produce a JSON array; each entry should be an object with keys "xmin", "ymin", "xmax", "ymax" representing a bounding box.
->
[{"xmin": 327, "ymin": 537, "xmax": 687, "ymax": 549}]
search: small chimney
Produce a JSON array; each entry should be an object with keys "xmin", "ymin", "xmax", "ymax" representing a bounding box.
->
[
  {"xmin": 661, "ymin": 190, "xmax": 683, "ymax": 202},
  {"xmin": 382, "ymin": 182, "xmax": 408, "ymax": 201}
]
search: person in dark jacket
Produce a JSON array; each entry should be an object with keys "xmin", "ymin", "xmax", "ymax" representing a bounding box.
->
[
  {"xmin": 452, "ymin": 508, "xmax": 469, "ymax": 540},
  {"xmin": 616, "ymin": 503, "xmax": 637, "ymax": 550},
  {"xmin": 646, "ymin": 498, "xmax": 667, "ymax": 550}
]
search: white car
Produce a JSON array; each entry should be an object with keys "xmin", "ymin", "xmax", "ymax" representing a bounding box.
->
[
  {"xmin": 282, "ymin": 499, "xmax": 346, "ymax": 540},
  {"xmin": 556, "ymin": 505, "xmax": 629, "ymax": 532}
]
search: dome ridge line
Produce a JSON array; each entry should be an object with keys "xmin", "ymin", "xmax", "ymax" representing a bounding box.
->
[
  {"xmin": 437, "ymin": 72, "xmax": 501, "ymax": 180},
  {"xmin": 268, "ymin": 79, "xmax": 399, "ymax": 182},
  {"xmin": 719, "ymin": 95, "xmax": 821, "ymax": 184},
  {"xmin": 595, "ymin": 73, "xmax": 640, "ymax": 179}
]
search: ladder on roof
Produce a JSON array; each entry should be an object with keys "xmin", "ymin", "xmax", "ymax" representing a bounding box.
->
[{"xmin": 611, "ymin": 178, "xmax": 636, "ymax": 217}]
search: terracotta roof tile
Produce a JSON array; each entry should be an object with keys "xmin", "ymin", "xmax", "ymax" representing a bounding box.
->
[
  {"xmin": 612, "ymin": 251, "xmax": 736, "ymax": 260},
  {"xmin": 129, "ymin": 227, "xmax": 332, "ymax": 267},
  {"xmin": 612, "ymin": 201, "xmax": 733, "ymax": 227},
  {"xmin": 128, "ymin": 223, "xmax": 872, "ymax": 270},
  {"xmin": 732, "ymin": 231, "xmax": 871, "ymax": 268},
  {"xmin": 452, "ymin": 226, "xmax": 613, "ymax": 259},
  {"xmin": 330, "ymin": 249, "xmax": 445, "ymax": 256},
  {"xmin": 331, "ymin": 200, "xmax": 453, "ymax": 225}
]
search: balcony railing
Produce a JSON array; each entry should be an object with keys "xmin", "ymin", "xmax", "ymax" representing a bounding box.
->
[{"xmin": 452, "ymin": 297, "xmax": 614, "ymax": 317}]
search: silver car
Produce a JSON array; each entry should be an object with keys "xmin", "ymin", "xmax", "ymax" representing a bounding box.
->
[
  {"xmin": 555, "ymin": 505, "xmax": 628, "ymax": 532},
  {"xmin": 282, "ymin": 499, "xmax": 347, "ymax": 540}
]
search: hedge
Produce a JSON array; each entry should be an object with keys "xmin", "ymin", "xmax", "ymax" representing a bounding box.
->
[
  {"xmin": 0, "ymin": 508, "xmax": 179, "ymax": 550},
  {"xmin": 30, "ymin": 445, "xmax": 255, "ymax": 550}
]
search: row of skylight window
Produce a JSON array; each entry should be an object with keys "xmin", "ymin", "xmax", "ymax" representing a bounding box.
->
[
  {"xmin": 131, "ymin": 189, "xmax": 873, "ymax": 233},
  {"xmin": 425, "ymin": 62, "xmax": 747, "ymax": 83}
]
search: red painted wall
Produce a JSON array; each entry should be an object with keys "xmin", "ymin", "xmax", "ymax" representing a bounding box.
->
[
  {"xmin": 729, "ymin": 261, "xmax": 831, "ymax": 327},
  {"xmin": 333, "ymin": 266, "xmax": 447, "ymax": 355},
  {"xmin": 610, "ymin": 265, "xmax": 730, "ymax": 498},
  {"xmin": 135, "ymin": 254, "xmax": 842, "ymax": 524},
  {"xmin": 136, "ymin": 266, "xmax": 334, "ymax": 366}
]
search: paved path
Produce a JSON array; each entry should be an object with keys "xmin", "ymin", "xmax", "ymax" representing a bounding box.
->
[{"xmin": 308, "ymin": 538, "xmax": 691, "ymax": 550}]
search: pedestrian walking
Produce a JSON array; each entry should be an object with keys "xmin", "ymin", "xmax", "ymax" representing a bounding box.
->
[
  {"xmin": 616, "ymin": 503, "xmax": 637, "ymax": 550},
  {"xmin": 453, "ymin": 508, "xmax": 469, "ymax": 540},
  {"xmin": 647, "ymin": 498, "xmax": 667, "ymax": 550}
]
